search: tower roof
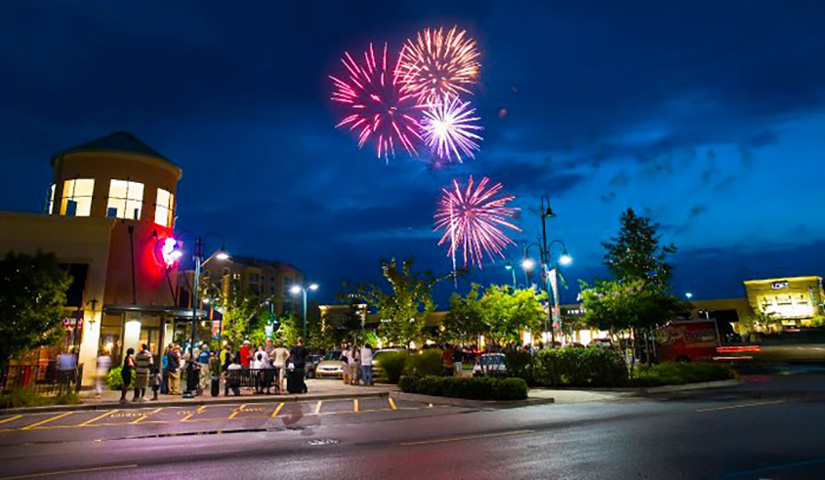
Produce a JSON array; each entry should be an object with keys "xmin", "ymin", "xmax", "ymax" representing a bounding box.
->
[{"xmin": 52, "ymin": 131, "xmax": 179, "ymax": 168}]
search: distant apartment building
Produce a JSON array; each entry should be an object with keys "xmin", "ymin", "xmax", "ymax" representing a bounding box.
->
[{"xmin": 201, "ymin": 256, "xmax": 303, "ymax": 315}]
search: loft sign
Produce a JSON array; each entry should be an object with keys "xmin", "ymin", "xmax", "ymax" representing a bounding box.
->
[{"xmin": 771, "ymin": 281, "xmax": 789, "ymax": 290}]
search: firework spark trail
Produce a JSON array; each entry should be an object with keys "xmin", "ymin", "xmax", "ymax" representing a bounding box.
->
[
  {"xmin": 435, "ymin": 176, "xmax": 521, "ymax": 269},
  {"xmin": 330, "ymin": 42, "xmax": 425, "ymax": 160},
  {"xmin": 398, "ymin": 26, "xmax": 480, "ymax": 104},
  {"xmin": 421, "ymin": 96, "xmax": 483, "ymax": 163}
]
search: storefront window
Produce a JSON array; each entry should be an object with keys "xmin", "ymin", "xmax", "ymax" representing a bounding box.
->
[
  {"xmin": 61, "ymin": 178, "xmax": 95, "ymax": 217},
  {"xmin": 154, "ymin": 188, "xmax": 174, "ymax": 227},
  {"xmin": 107, "ymin": 179, "xmax": 144, "ymax": 220}
]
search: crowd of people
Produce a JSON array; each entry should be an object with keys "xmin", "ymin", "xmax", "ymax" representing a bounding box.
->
[{"xmin": 104, "ymin": 337, "xmax": 314, "ymax": 403}]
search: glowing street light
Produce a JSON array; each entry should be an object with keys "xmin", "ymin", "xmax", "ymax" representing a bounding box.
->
[
  {"xmin": 558, "ymin": 252, "xmax": 573, "ymax": 266},
  {"xmin": 521, "ymin": 257, "xmax": 536, "ymax": 271},
  {"xmin": 291, "ymin": 283, "xmax": 320, "ymax": 338},
  {"xmin": 685, "ymin": 292, "xmax": 693, "ymax": 300}
]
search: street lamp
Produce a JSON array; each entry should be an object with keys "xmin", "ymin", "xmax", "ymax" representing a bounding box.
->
[
  {"xmin": 685, "ymin": 292, "xmax": 693, "ymax": 300},
  {"xmin": 291, "ymin": 283, "xmax": 319, "ymax": 339},
  {"xmin": 504, "ymin": 262, "xmax": 517, "ymax": 290},
  {"xmin": 172, "ymin": 232, "xmax": 229, "ymax": 398}
]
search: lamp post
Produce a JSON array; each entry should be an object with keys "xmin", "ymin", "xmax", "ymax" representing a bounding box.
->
[
  {"xmin": 546, "ymin": 239, "xmax": 572, "ymax": 346},
  {"xmin": 290, "ymin": 283, "xmax": 319, "ymax": 339},
  {"xmin": 504, "ymin": 262, "xmax": 517, "ymax": 290},
  {"xmin": 173, "ymin": 232, "xmax": 229, "ymax": 399}
]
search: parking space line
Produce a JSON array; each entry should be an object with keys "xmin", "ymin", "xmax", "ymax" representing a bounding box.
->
[
  {"xmin": 0, "ymin": 415, "xmax": 22, "ymax": 425},
  {"xmin": 353, "ymin": 399, "xmax": 359, "ymax": 413},
  {"xmin": 196, "ymin": 405, "xmax": 206, "ymax": 413},
  {"xmin": 271, "ymin": 403, "xmax": 285, "ymax": 418},
  {"xmin": 0, "ymin": 463, "xmax": 138, "ymax": 479},
  {"xmin": 314, "ymin": 401, "xmax": 323, "ymax": 415},
  {"xmin": 22, "ymin": 412, "xmax": 72, "ymax": 430},
  {"xmin": 79, "ymin": 410, "xmax": 117, "ymax": 427},
  {"xmin": 388, "ymin": 397, "xmax": 397, "ymax": 410},
  {"xmin": 227, "ymin": 404, "xmax": 246, "ymax": 420}
]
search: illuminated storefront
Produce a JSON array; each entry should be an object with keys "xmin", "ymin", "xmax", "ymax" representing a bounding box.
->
[{"xmin": 744, "ymin": 276, "xmax": 824, "ymax": 325}]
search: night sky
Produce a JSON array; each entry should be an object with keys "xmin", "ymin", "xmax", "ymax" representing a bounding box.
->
[{"xmin": 1, "ymin": 1, "xmax": 824, "ymax": 306}]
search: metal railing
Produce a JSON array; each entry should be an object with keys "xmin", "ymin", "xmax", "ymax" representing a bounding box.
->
[{"xmin": 1, "ymin": 363, "xmax": 84, "ymax": 395}]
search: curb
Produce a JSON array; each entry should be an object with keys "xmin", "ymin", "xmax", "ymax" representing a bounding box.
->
[
  {"xmin": 1, "ymin": 390, "xmax": 391, "ymax": 415},
  {"xmin": 390, "ymin": 391, "xmax": 555, "ymax": 409},
  {"xmin": 634, "ymin": 378, "xmax": 742, "ymax": 394}
]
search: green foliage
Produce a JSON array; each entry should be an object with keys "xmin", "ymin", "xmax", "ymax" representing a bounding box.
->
[
  {"xmin": 407, "ymin": 349, "xmax": 443, "ymax": 377},
  {"xmin": 275, "ymin": 312, "xmax": 300, "ymax": 346},
  {"xmin": 399, "ymin": 375, "xmax": 528, "ymax": 401},
  {"xmin": 602, "ymin": 208, "xmax": 676, "ymax": 284},
  {"xmin": 740, "ymin": 308, "xmax": 784, "ymax": 334},
  {"xmin": 348, "ymin": 258, "xmax": 445, "ymax": 348},
  {"xmin": 631, "ymin": 362, "xmax": 734, "ymax": 387},
  {"xmin": 524, "ymin": 348, "xmax": 628, "ymax": 387},
  {"xmin": 443, "ymin": 284, "xmax": 485, "ymax": 344},
  {"xmin": 204, "ymin": 277, "xmax": 267, "ymax": 348},
  {"xmin": 0, "ymin": 389, "xmax": 81, "ymax": 409},
  {"xmin": 503, "ymin": 349, "xmax": 534, "ymax": 383},
  {"xmin": 579, "ymin": 279, "xmax": 688, "ymax": 333},
  {"xmin": 479, "ymin": 286, "xmax": 546, "ymax": 345},
  {"xmin": 106, "ymin": 366, "xmax": 134, "ymax": 390},
  {"xmin": 0, "ymin": 251, "xmax": 72, "ymax": 367},
  {"xmin": 375, "ymin": 351, "xmax": 407, "ymax": 383}
]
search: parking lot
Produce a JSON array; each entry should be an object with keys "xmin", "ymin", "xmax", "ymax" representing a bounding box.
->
[{"xmin": 0, "ymin": 397, "xmax": 470, "ymax": 445}]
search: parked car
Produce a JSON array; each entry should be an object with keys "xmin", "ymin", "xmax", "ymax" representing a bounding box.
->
[
  {"xmin": 314, "ymin": 351, "xmax": 343, "ymax": 379},
  {"xmin": 305, "ymin": 354, "xmax": 323, "ymax": 378},
  {"xmin": 472, "ymin": 353, "xmax": 507, "ymax": 377}
]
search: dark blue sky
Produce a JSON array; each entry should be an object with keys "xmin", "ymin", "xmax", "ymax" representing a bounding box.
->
[{"xmin": 1, "ymin": 1, "xmax": 824, "ymax": 306}]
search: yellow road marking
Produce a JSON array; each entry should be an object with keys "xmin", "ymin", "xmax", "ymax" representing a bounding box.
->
[
  {"xmin": 353, "ymin": 399, "xmax": 359, "ymax": 413},
  {"xmin": 0, "ymin": 463, "xmax": 137, "ymax": 479},
  {"xmin": 402, "ymin": 429, "xmax": 535, "ymax": 446},
  {"xmin": 196, "ymin": 405, "xmax": 206, "ymax": 413},
  {"xmin": 314, "ymin": 401, "xmax": 323, "ymax": 414},
  {"xmin": 227, "ymin": 404, "xmax": 246, "ymax": 420},
  {"xmin": 0, "ymin": 415, "xmax": 22, "ymax": 425},
  {"xmin": 697, "ymin": 399, "xmax": 786, "ymax": 412},
  {"xmin": 132, "ymin": 408, "xmax": 162, "ymax": 424},
  {"xmin": 388, "ymin": 397, "xmax": 397, "ymax": 410},
  {"xmin": 22, "ymin": 412, "xmax": 72, "ymax": 430},
  {"xmin": 271, "ymin": 402, "xmax": 285, "ymax": 418},
  {"xmin": 180, "ymin": 412, "xmax": 194, "ymax": 422}
]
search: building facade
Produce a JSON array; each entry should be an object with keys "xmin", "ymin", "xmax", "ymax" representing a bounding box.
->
[
  {"xmin": 0, "ymin": 132, "xmax": 189, "ymax": 384},
  {"xmin": 201, "ymin": 256, "xmax": 303, "ymax": 315}
]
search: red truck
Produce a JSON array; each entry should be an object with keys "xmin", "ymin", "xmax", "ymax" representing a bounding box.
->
[{"xmin": 655, "ymin": 319, "xmax": 759, "ymax": 362}]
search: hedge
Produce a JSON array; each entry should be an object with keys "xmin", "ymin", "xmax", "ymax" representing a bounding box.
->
[
  {"xmin": 399, "ymin": 375, "xmax": 528, "ymax": 401},
  {"xmin": 631, "ymin": 362, "xmax": 734, "ymax": 387},
  {"xmin": 506, "ymin": 348, "xmax": 629, "ymax": 387},
  {"xmin": 375, "ymin": 351, "xmax": 407, "ymax": 383}
]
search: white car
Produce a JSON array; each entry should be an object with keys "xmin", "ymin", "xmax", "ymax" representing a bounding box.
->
[
  {"xmin": 314, "ymin": 351, "xmax": 344, "ymax": 378},
  {"xmin": 473, "ymin": 353, "xmax": 507, "ymax": 377}
]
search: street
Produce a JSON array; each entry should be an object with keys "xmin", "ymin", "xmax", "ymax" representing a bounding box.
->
[{"xmin": 1, "ymin": 374, "xmax": 824, "ymax": 479}]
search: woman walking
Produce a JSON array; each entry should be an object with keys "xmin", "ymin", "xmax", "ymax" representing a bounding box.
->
[{"xmin": 119, "ymin": 348, "xmax": 135, "ymax": 403}]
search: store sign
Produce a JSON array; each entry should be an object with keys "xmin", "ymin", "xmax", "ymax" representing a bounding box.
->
[
  {"xmin": 62, "ymin": 317, "xmax": 83, "ymax": 328},
  {"xmin": 771, "ymin": 281, "xmax": 789, "ymax": 290}
]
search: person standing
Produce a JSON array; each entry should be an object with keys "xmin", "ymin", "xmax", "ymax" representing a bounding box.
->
[
  {"xmin": 272, "ymin": 341, "xmax": 290, "ymax": 393},
  {"xmin": 134, "ymin": 343, "xmax": 153, "ymax": 401},
  {"xmin": 348, "ymin": 345, "xmax": 360, "ymax": 385},
  {"xmin": 167, "ymin": 344, "xmax": 181, "ymax": 395},
  {"xmin": 340, "ymin": 342, "xmax": 351, "ymax": 385},
  {"xmin": 288, "ymin": 338, "xmax": 309, "ymax": 393},
  {"xmin": 120, "ymin": 348, "xmax": 135, "ymax": 403},
  {"xmin": 94, "ymin": 352, "xmax": 112, "ymax": 399},
  {"xmin": 359, "ymin": 344, "xmax": 373, "ymax": 386},
  {"xmin": 150, "ymin": 367, "xmax": 162, "ymax": 401},
  {"xmin": 453, "ymin": 346, "xmax": 464, "ymax": 377},
  {"xmin": 442, "ymin": 344, "xmax": 455, "ymax": 377},
  {"xmin": 198, "ymin": 343, "xmax": 211, "ymax": 395},
  {"xmin": 265, "ymin": 338, "xmax": 275, "ymax": 357}
]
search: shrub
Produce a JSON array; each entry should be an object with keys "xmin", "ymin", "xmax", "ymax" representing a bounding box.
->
[
  {"xmin": 503, "ymin": 350, "xmax": 535, "ymax": 385},
  {"xmin": 106, "ymin": 366, "xmax": 134, "ymax": 390},
  {"xmin": 399, "ymin": 375, "xmax": 528, "ymax": 401},
  {"xmin": 631, "ymin": 362, "xmax": 733, "ymax": 387},
  {"xmin": 408, "ymin": 349, "xmax": 443, "ymax": 377},
  {"xmin": 528, "ymin": 348, "xmax": 628, "ymax": 387},
  {"xmin": 0, "ymin": 389, "xmax": 81, "ymax": 409},
  {"xmin": 376, "ymin": 351, "xmax": 407, "ymax": 383}
]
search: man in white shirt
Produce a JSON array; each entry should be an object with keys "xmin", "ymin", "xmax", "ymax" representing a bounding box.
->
[
  {"xmin": 272, "ymin": 341, "xmax": 290, "ymax": 392},
  {"xmin": 359, "ymin": 344, "xmax": 374, "ymax": 386}
]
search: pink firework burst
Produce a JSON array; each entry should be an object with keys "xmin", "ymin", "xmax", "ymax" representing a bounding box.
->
[
  {"xmin": 435, "ymin": 176, "xmax": 521, "ymax": 268},
  {"xmin": 330, "ymin": 42, "xmax": 425, "ymax": 160},
  {"xmin": 399, "ymin": 26, "xmax": 481, "ymax": 104},
  {"xmin": 421, "ymin": 96, "xmax": 483, "ymax": 163}
]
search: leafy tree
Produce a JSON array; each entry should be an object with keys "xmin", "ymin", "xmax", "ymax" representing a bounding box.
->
[
  {"xmin": 478, "ymin": 286, "xmax": 546, "ymax": 345},
  {"xmin": 602, "ymin": 208, "xmax": 676, "ymax": 285},
  {"xmin": 348, "ymin": 258, "xmax": 443, "ymax": 349},
  {"xmin": 204, "ymin": 277, "xmax": 266, "ymax": 348},
  {"xmin": 275, "ymin": 312, "xmax": 300, "ymax": 346},
  {"xmin": 739, "ymin": 308, "xmax": 783, "ymax": 339},
  {"xmin": 0, "ymin": 251, "xmax": 71, "ymax": 367},
  {"xmin": 443, "ymin": 283, "xmax": 484, "ymax": 345}
]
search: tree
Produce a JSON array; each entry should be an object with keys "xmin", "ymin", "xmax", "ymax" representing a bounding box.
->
[
  {"xmin": 0, "ymin": 251, "xmax": 71, "ymax": 367},
  {"xmin": 602, "ymin": 208, "xmax": 676, "ymax": 285},
  {"xmin": 275, "ymin": 312, "xmax": 300, "ymax": 346},
  {"xmin": 205, "ymin": 277, "xmax": 266, "ymax": 348},
  {"xmin": 348, "ymin": 258, "xmax": 443, "ymax": 349},
  {"xmin": 478, "ymin": 286, "xmax": 546, "ymax": 345},
  {"xmin": 443, "ymin": 283, "xmax": 484, "ymax": 344}
]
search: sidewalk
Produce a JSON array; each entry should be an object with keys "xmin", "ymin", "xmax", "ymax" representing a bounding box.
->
[{"xmin": 4, "ymin": 380, "xmax": 398, "ymax": 414}]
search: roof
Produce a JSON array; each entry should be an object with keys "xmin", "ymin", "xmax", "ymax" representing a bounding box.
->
[{"xmin": 52, "ymin": 131, "xmax": 179, "ymax": 168}]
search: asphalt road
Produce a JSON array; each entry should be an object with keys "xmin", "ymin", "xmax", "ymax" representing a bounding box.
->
[{"xmin": 1, "ymin": 374, "xmax": 824, "ymax": 479}]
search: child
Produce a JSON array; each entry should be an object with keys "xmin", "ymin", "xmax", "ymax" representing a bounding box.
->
[{"xmin": 150, "ymin": 367, "xmax": 162, "ymax": 401}]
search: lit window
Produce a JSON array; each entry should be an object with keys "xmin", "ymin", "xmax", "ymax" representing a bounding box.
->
[
  {"xmin": 154, "ymin": 188, "xmax": 174, "ymax": 227},
  {"xmin": 48, "ymin": 184, "xmax": 55, "ymax": 214},
  {"xmin": 107, "ymin": 179, "xmax": 144, "ymax": 220},
  {"xmin": 61, "ymin": 179, "xmax": 95, "ymax": 217}
]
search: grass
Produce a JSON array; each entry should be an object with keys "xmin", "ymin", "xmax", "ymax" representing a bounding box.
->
[{"xmin": 0, "ymin": 389, "xmax": 82, "ymax": 409}]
